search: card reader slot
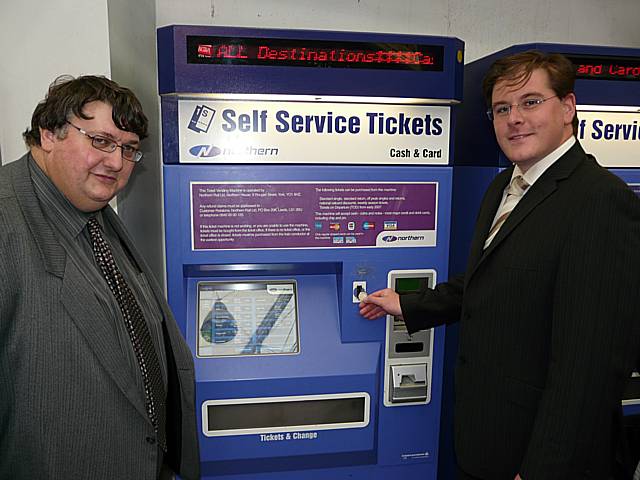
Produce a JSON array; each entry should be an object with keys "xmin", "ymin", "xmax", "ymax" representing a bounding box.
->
[{"xmin": 395, "ymin": 342, "xmax": 424, "ymax": 353}]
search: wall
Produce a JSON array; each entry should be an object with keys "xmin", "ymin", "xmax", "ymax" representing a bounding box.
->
[
  {"xmin": 1, "ymin": 0, "xmax": 639, "ymax": 285},
  {"xmin": 155, "ymin": 0, "xmax": 640, "ymax": 62},
  {"xmin": 107, "ymin": 0, "xmax": 165, "ymax": 284},
  {"xmin": 0, "ymin": 0, "xmax": 111, "ymax": 164}
]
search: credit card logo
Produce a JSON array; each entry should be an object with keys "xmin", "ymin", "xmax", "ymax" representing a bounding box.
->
[{"xmin": 384, "ymin": 221, "xmax": 398, "ymax": 230}]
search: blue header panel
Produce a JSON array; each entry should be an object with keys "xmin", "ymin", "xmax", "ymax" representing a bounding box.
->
[{"xmin": 158, "ymin": 25, "xmax": 464, "ymax": 101}]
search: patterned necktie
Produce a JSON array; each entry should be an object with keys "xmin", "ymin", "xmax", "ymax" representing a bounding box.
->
[
  {"xmin": 87, "ymin": 217, "xmax": 167, "ymax": 452},
  {"xmin": 484, "ymin": 175, "xmax": 530, "ymax": 248}
]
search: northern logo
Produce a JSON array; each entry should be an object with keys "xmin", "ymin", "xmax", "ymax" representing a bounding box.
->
[
  {"xmin": 189, "ymin": 145, "xmax": 222, "ymax": 158},
  {"xmin": 382, "ymin": 234, "xmax": 425, "ymax": 242}
]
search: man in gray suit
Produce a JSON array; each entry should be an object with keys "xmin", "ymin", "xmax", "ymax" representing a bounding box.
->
[
  {"xmin": 0, "ymin": 75, "xmax": 200, "ymax": 479},
  {"xmin": 360, "ymin": 51, "xmax": 640, "ymax": 479}
]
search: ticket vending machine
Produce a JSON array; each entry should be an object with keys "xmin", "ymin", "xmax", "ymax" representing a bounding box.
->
[
  {"xmin": 158, "ymin": 26, "xmax": 464, "ymax": 479},
  {"xmin": 449, "ymin": 43, "xmax": 640, "ymax": 477}
]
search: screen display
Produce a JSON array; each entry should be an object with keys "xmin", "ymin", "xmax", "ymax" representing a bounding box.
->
[
  {"xmin": 395, "ymin": 276, "xmax": 429, "ymax": 294},
  {"xmin": 187, "ymin": 35, "xmax": 444, "ymax": 71},
  {"xmin": 393, "ymin": 276, "xmax": 430, "ymax": 331},
  {"xmin": 566, "ymin": 54, "xmax": 640, "ymax": 81},
  {"xmin": 197, "ymin": 281, "xmax": 299, "ymax": 357}
]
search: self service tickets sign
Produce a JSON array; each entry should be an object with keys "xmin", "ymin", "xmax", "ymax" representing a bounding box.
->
[
  {"xmin": 577, "ymin": 106, "xmax": 640, "ymax": 168},
  {"xmin": 178, "ymin": 99, "xmax": 451, "ymax": 164}
]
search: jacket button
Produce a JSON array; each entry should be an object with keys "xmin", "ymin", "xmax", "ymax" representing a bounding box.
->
[{"xmin": 146, "ymin": 436, "xmax": 156, "ymax": 445}]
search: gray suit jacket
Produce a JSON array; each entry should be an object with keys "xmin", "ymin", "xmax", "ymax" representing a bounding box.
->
[{"xmin": 0, "ymin": 155, "xmax": 200, "ymax": 479}]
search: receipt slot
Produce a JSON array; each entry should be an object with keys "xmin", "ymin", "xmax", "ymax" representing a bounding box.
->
[
  {"xmin": 390, "ymin": 365, "xmax": 428, "ymax": 403},
  {"xmin": 158, "ymin": 25, "xmax": 463, "ymax": 479}
]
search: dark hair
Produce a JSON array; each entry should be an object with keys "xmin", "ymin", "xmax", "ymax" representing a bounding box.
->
[
  {"xmin": 23, "ymin": 75, "xmax": 148, "ymax": 147},
  {"xmin": 482, "ymin": 50, "xmax": 578, "ymax": 134}
]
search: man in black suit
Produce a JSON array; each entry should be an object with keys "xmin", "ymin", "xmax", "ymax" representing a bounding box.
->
[{"xmin": 360, "ymin": 51, "xmax": 640, "ymax": 479}]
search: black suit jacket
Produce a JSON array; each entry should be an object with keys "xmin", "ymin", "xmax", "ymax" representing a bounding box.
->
[{"xmin": 402, "ymin": 141, "xmax": 640, "ymax": 479}]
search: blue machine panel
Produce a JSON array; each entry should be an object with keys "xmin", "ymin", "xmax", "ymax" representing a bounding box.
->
[
  {"xmin": 164, "ymin": 165, "xmax": 452, "ymax": 478},
  {"xmin": 159, "ymin": 25, "xmax": 463, "ymax": 479}
]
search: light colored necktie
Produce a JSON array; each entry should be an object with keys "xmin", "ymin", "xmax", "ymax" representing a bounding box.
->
[
  {"xmin": 484, "ymin": 175, "xmax": 530, "ymax": 248},
  {"xmin": 87, "ymin": 217, "xmax": 167, "ymax": 451}
]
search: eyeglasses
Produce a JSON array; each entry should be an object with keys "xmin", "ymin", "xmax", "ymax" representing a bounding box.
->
[
  {"xmin": 66, "ymin": 122, "xmax": 143, "ymax": 162},
  {"xmin": 486, "ymin": 95, "xmax": 558, "ymax": 121}
]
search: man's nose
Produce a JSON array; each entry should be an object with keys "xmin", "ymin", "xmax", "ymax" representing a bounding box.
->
[
  {"xmin": 102, "ymin": 148, "xmax": 124, "ymax": 171},
  {"xmin": 506, "ymin": 105, "xmax": 525, "ymax": 123}
]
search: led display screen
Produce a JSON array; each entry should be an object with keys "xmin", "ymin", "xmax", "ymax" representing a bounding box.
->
[
  {"xmin": 187, "ymin": 35, "xmax": 444, "ymax": 71},
  {"xmin": 566, "ymin": 54, "xmax": 640, "ymax": 81}
]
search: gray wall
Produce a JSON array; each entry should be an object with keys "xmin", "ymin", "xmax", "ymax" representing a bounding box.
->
[
  {"xmin": 156, "ymin": 0, "xmax": 640, "ymax": 62},
  {"xmin": 0, "ymin": 0, "xmax": 110, "ymax": 164}
]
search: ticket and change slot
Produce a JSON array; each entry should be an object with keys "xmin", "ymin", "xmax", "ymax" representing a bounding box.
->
[
  {"xmin": 202, "ymin": 392, "xmax": 370, "ymax": 437},
  {"xmin": 384, "ymin": 270, "xmax": 435, "ymax": 406}
]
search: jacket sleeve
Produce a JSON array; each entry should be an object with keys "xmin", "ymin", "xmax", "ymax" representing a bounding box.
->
[
  {"xmin": 400, "ymin": 273, "xmax": 464, "ymax": 334},
  {"xmin": 520, "ymin": 183, "xmax": 640, "ymax": 479}
]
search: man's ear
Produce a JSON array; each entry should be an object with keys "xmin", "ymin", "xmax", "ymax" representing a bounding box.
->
[
  {"xmin": 39, "ymin": 127, "xmax": 57, "ymax": 152},
  {"xmin": 562, "ymin": 93, "xmax": 577, "ymax": 125}
]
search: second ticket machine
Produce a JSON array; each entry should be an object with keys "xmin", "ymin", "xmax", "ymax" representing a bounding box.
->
[{"xmin": 158, "ymin": 25, "xmax": 464, "ymax": 479}]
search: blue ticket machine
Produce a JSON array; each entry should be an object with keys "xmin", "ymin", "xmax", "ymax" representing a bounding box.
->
[
  {"xmin": 157, "ymin": 26, "xmax": 464, "ymax": 479},
  {"xmin": 450, "ymin": 43, "xmax": 640, "ymax": 476}
]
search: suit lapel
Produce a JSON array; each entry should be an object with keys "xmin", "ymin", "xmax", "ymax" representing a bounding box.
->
[
  {"xmin": 467, "ymin": 142, "xmax": 586, "ymax": 283},
  {"xmin": 465, "ymin": 168, "xmax": 512, "ymax": 276},
  {"xmin": 104, "ymin": 209, "xmax": 192, "ymax": 370},
  {"xmin": 11, "ymin": 156, "xmax": 66, "ymax": 278},
  {"xmin": 60, "ymin": 264, "xmax": 148, "ymax": 421},
  {"xmin": 103, "ymin": 208, "xmax": 171, "ymax": 325},
  {"xmin": 11, "ymin": 157, "xmax": 148, "ymax": 422}
]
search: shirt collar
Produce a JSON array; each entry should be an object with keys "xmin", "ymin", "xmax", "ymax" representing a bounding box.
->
[{"xmin": 513, "ymin": 136, "xmax": 576, "ymax": 186}]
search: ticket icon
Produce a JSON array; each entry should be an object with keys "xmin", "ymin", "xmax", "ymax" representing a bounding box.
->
[{"xmin": 188, "ymin": 105, "xmax": 216, "ymax": 133}]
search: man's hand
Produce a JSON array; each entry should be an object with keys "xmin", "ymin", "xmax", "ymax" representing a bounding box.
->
[{"xmin": 358, "ymin": 288, "xmax": 402, "ymax": 320}]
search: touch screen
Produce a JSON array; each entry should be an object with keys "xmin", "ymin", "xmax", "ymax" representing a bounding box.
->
[{"xmin": 197, "ymin": 281, "xmax": 299, "ymax": 357}]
